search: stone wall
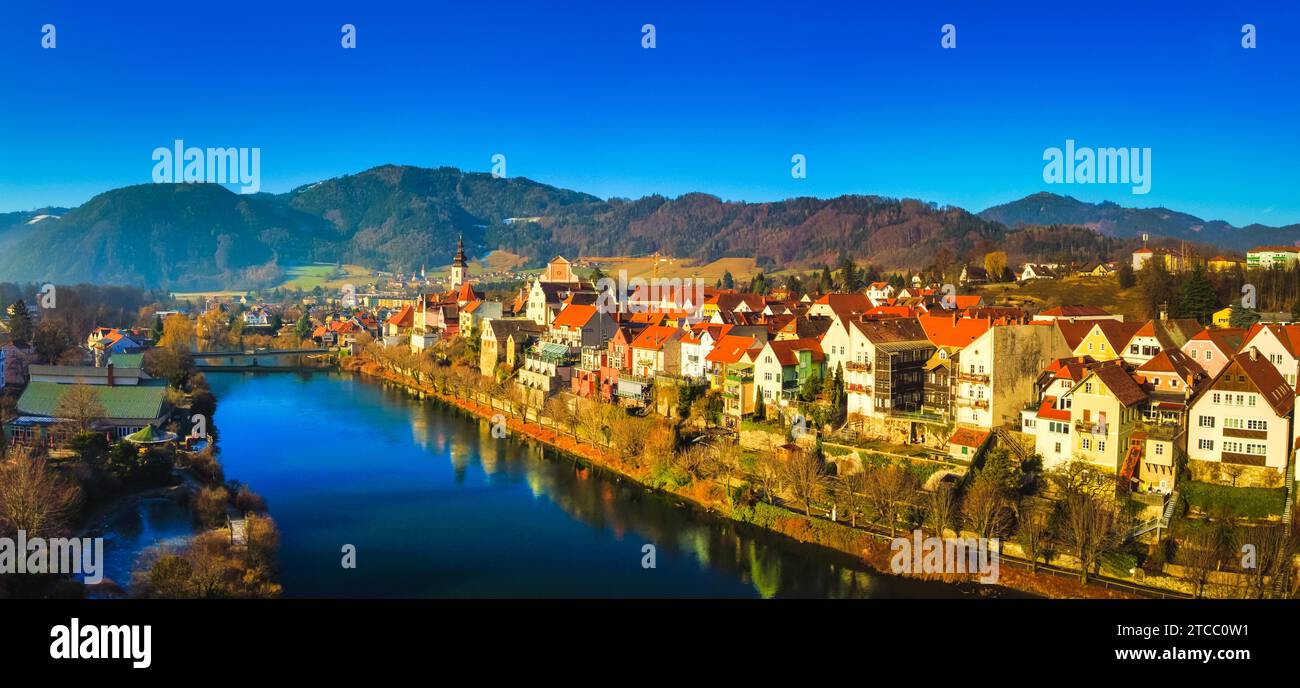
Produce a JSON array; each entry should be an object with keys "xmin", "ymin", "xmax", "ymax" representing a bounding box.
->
[{"xmin": 1187, "ymin": 459, "xmax": 1286, "ymax": 489}]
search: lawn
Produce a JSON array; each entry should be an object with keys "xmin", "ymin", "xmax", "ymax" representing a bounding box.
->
[
  {"xmin": 975, "ymin": 275, "xmax": 1149, "ymax": 321},
  {"xmin": 1181, "ymin": 480, "xmax": 1286, "ymax": 519},
  {"xmin": 582, "ymin": 255, "xmax": 760, "ymax": 283},
  {"xmin": 278, "ymin": 264, "xmax": 374, "ymax": 291}
]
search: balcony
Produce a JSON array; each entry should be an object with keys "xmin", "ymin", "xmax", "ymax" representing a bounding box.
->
[
  {"xmin": 844, "ymin": 361, "xmax": 872, "ymax": 372},
  {"xmin": 955, "ymin": 396, "xmax": 988, "ymax": 409},
  {"xmin": 846, "ymin": 383, "xmax": 872, "ymax": 394},
  {"xmin": 956, "ymin": 371, "xmax": 990, "ymax": 384},
  {"xmin": 726, "ymin": 370, "xmax": 754, "ymax": 383},
  {"xmin": 1074, "ymin": 420, "xmax": 1107, "ymax": 434}
]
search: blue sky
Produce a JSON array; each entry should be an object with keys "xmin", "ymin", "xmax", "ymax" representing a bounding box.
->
[{"xmin": 0, "ymin": 0, "xmax": 1296, "ymax": 227}]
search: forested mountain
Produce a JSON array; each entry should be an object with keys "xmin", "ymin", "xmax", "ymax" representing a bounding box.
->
[
  {"xmin": 0, "ymin": 166, "xmax": 1292, "ymax": 290},
  {"xmin": 980, "ymin": 191, "xmax": 1300, "ymax": 250}
]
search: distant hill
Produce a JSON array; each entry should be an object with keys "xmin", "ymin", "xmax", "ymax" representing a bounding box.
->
[
  {"xmin": 979, "ymin": 191, "xmax": 1300, "ymax": 252},
  {"xmin": 0, "ymin": 169, "xmax": 1294, "ymax": 290}
]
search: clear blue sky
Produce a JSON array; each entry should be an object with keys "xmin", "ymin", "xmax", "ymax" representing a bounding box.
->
[{"xmin": 1, "ymin": 0, "xmax": 1296, "ymax": 226}]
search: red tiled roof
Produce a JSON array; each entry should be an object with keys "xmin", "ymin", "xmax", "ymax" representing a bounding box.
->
[
  {"xmin": 706, "ymin": 335, "xmax": 760, "ymax": 364},
  {"xmin": 1040, "ymin": 305, "xmax": 1114, "ymax": 317},
  {"xmin": 917, "ymin": 313, "xmax": 992, "ymax": 348},
  {"xmin": 630, "ymin": 325, "xmax": 682, "ymax": 352},
  {"xmin": 765, "ymin": 338, "xmax": 825, "ymax": 366},
  {"xmin": 949, "ymin": 427, "xmax": 990, "ymax": 448},
  {"xmin": 551, "ymin": 304, "xmax": 599, "ymax": 328},
  {"xmin": 1036, "ymin": 397, "xmax": 1071, "ymax": 422}
]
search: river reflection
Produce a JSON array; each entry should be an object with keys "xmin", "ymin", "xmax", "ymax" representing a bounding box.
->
[{"xmin": 205, "ymin": 372, "xmax": 1004, "ymax": 599}]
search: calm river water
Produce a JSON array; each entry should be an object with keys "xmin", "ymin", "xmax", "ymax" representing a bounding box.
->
[{"xmin": 200, "ymin": 371, "xmax": 998, "ymax": 598}]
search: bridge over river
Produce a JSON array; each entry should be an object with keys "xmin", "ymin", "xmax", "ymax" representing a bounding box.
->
[{"xmin": 192, "ymin": 348, "xmax": 334, "ymax": 372}]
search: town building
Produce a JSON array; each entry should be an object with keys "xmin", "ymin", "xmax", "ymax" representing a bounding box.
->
[{"xmin": 1186, "ymin": 347, "xmax": 1294, "ymax": 486}]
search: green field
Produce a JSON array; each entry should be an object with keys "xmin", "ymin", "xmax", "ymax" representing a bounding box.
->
[{"xmin": 278, "ymin": 264, "xmax": 374, "ymax": 291}]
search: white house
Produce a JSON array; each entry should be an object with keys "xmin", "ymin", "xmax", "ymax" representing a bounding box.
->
[
  {"xmin": 1239, "ymin": 323, "xmax": 1300, "ymax": 387},
  {"xmin": 1187, "ymin": 347, "xmax": 1294, "ymax": 484}
]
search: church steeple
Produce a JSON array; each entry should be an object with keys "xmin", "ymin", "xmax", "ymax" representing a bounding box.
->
[{"xmin": 451, "ymin": 235, "xmax": 468, "ymax": 288}]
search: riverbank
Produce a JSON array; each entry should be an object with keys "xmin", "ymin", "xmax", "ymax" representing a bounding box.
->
[{"xmin": 351, "ymin": 359, "xmax": 1146, "ymax": 599}]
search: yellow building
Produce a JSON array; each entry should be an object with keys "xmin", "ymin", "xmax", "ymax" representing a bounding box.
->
[
  {"xmin": 1071, "ymin": 321, "xmax": 1141, "ymax": 362},
  {"xmin": 1208, "ymin": 256, "xmax": 1244, "ymax": 273},
  {"xmin": 1060, "ymin": 363, "xmax": 1149, "ymax": 474},
  {"xmin": 1211, "ymin": 306, "xmax": 1233, "ymax": 329}
]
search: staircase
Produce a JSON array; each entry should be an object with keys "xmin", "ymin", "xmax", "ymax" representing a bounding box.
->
[
  {"xmin": 1125, "ymin": 489, "xmax": 1177, "ymax": 542},
  {"xmin": 992, "ymin": 426, "xmax": 1032, "ymax": 463},
  {"xmin": 1271, "ymin": 456, "xmax": 1296, "ymax": 598},
  {"xmin": 1283, "ymin": 460, "xmax": 1295, "ymax": 525},
  {"xmin": 836, "ymin": 417, "xmax": 864, "ymax": 442}
]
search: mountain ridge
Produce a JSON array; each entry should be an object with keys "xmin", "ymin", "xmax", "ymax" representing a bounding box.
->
[{"xmin": 1, "ymin": 166, "xmax": 1296, "ymax": 290}]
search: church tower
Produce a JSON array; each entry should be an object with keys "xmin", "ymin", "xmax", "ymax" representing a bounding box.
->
[{"xmin": 451, "ymin": 235, "xmax": 468, "ymax": 288}]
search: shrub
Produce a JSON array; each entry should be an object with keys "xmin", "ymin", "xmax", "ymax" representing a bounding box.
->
[{"xmin": 194, "ymin": 486, "xmax": 231, "ymax": 528}]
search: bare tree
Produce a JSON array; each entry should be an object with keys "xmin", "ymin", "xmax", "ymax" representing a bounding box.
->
[
  {"xmin": 0, "ymin": 447, "xmax": 83, "ymax": 536},
  {"xmin": 1178, "ymin": 524, "xmax": 1228, "ymax": 599},
  {"xmin": 963, "ymin": 477, "xmax": 1015, "ymax": 540},
  {"xmin": 1060, "ymin": 489, "xmax": 1123, "ymax": 585},
  {"xmin": 783, "ymin": 449, "xmax": 826, "ymax": 517},
  {"xmin": 710, "ymin": 441, "xmax": 742, "ymax": 504},
  {"xmin": 928, "ymin": 483, "xmax": 959, "ymax": 537},
  {"xmin": 865, "ymin": 465, "xmax": 914, "ymax": 537},
  {"xmin": 53, "ymin": 384, "xmax": 107, "ymax": 435},
  {"xmin": 1015, "ymin": 498, "xmax": 1051, "ymax": 573},
  {"xmin": 843, "ymin": 472, "xmax": 868, "ymax": 527},
  {"xmin": 1241, "ymin": 523, "xmax": 1290, "ymax": 599},
  {"xmin": 752, "ymin": 452, "xmax": 783, "ymax": 505}
]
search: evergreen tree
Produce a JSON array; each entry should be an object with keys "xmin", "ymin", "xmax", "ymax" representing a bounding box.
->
[
  {"xmin": 1229, "ymin": 304, "xmax": 1260, "ymax": 328},
  {"xmin": 1176, "ymin": 265, "xmax": 1217, "ymax": 324},
  {"xmin": 819, "ymin": 265, "xmax": 835, "ymax": 294},
  {"xmin": 749, "ymin": 271, "xmax": 768, "ymax": 295},
  {"xmin": 721, "ymin": 270, "xmax": 735, "ymax": 290},
  {"xmin": 837, "ymin": 255, "xmax": 859, "ymax": 292},
  {"xmin": 5, "ymin": 300, "xmax": 32, "ymax": 343},
  {"xmin": 295, "ymin": 313, "xmax": 313, "ymax": 341},
  {"xmin": 151, "ymin": 314, "xmax": 165, "ymax": 341},
  {"xmin": 1116, "ymin": 262, "xmax": 1136, "ymax": 289}
]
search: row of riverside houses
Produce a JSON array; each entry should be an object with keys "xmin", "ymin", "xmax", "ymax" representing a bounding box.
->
[
  {"xmin": 393, "ymin": 238, "xmax": 1300, "ymax": 495},
  {"xmin": 1020, "ymin": 307, "xmax": 1300, "ymax": 492}
]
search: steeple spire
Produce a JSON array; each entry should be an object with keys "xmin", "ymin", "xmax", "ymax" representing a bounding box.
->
[{"xmin": 451, "ymin": 234, "xmax": 468, "ymax": 288}]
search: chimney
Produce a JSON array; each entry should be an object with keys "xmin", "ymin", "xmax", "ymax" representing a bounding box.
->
[
  {"xmin": 1159, "ymin": 302, "xmax": 1168, "ymax": 321},
  {"xmin": 106, "ymin": 363, "xmax": 115, "ymax": 387}
]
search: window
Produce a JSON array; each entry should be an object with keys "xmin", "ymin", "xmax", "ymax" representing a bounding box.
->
[
  {"xmin": 1155, "ymin": 444, "xmax": 1164, "ymax": 455},
  {"xmin": 1248, "ymin": 419, "xmax": 1267, "ymax": 431},
  {"xmin": 1198, "ymin": 438, "xmax": 1214, "ymax": 450},
  {"xmin": 1198, "ymin": 415, "xmax": 1214, "ymax": 428},
  {"xmin": 1098, "ymin": 440, "xmax": 1106, "ymax": 453},
  {"xmin": 1212, "ymin": 393, "xmax": 1221, "ymax": 404},
  {"xmin": 1054, "ymin": 442, "xmax": 1062, "ymax": 454},
  {"xmin": 1082, "ymin": 438, "xmax": 1091, "ymax": 450},
  {"xmin": 1206, "ymin": 350, "xmax": 1214, "ymax": 360}
]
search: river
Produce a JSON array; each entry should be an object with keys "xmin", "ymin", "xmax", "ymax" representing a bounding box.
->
[{"xmin": 201, "ymin": 371, "xmax": 1000, "ymax": 598}]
